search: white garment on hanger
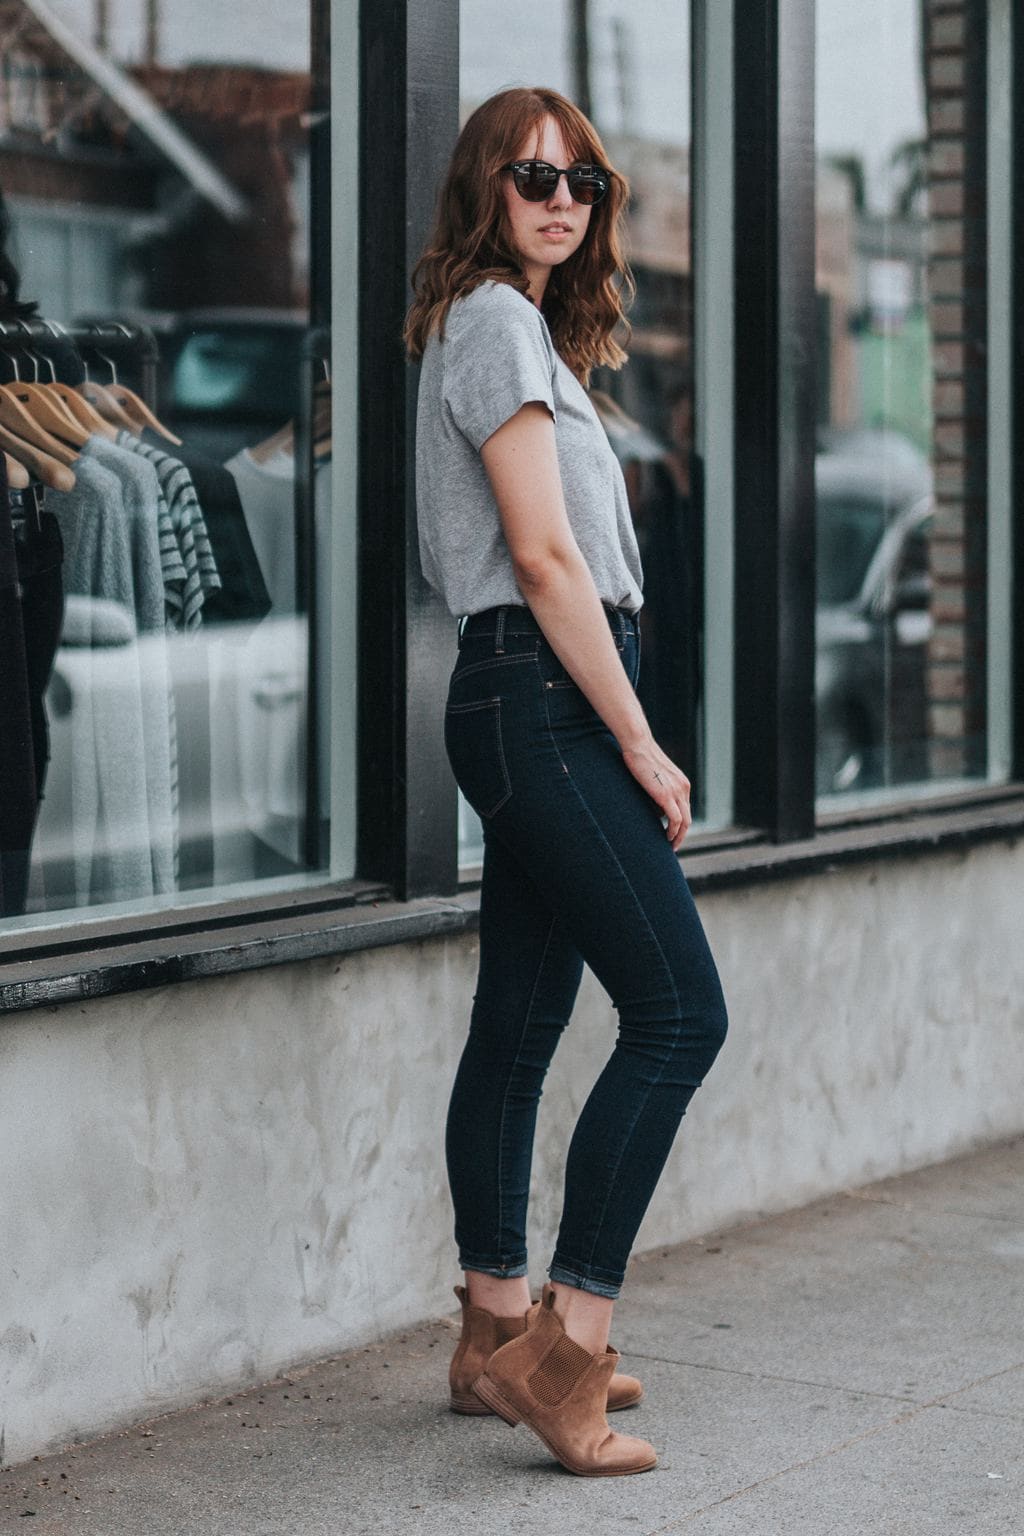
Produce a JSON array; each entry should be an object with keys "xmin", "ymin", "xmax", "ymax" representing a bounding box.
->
[{"xmin": 216, "ymin": 449, "xmax": 331, "ymax": 869}]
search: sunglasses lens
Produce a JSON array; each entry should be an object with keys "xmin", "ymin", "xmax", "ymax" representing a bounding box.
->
[
  {"xmin": 512, "ymin": 163, "xmax": 559, "ymax": 201},
  {"xmin": 569, "ymin": 169, "xmax": 609, "ymax": 205}
]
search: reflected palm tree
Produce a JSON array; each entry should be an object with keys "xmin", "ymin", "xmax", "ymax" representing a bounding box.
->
[{"xmin": 890, "ymin": 139, "xmax": 927, "ymax": 218}]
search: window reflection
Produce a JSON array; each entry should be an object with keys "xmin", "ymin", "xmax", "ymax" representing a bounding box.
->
[
  {"xmin": 815, "ymin": 0, "xmax": 990, "ymax": 802},
  {"xmin": 0, "ymin": 0, "xmax": 335, "ymax": 924}
]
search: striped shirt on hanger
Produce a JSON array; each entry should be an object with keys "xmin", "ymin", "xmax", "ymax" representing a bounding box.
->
[{"xmin": 117, "ymin": 431, "xmax": 222, "ymax": 630}]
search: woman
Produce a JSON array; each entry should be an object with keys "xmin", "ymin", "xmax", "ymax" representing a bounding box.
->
[{"xmin": 405, "ymin": 86, "xmax": 728, "ymax": 1478}]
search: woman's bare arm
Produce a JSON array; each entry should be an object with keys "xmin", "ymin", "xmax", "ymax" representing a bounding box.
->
[{"xmin": 480, "ymin": 401, "xmax": 692, "ymax": 848}]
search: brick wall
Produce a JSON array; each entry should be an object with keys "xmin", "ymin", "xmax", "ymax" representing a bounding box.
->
[{"xmin": 924, "ymin": 0, "xmax": 988, "ymax": 779}]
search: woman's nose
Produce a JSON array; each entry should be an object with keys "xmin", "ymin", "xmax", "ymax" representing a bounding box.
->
[{"xmin": 547, "ymin": 173, "xmax": 573, "ymax": 209}]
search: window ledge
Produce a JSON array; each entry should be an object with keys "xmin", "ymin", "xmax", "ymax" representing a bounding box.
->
[
  {"xmin": 2, "ymin": 790, "xmax": 1022, "ymax": 1017},
  {"xmin": 680, "ymin": 788, "xmax": 1024, "ymax": 891}
]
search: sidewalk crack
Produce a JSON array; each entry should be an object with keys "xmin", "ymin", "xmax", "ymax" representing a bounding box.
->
[
  {"xmin": 641, "ymin": 1359, "xmax": 1024, "ymax": 1534},
  {"xmin": 622, "ymin": 1351, "xmax": 924, "ymax": 1405}
]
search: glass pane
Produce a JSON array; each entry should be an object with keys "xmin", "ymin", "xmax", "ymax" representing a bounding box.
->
[
  {"xmin": 815, "ymin": 0, "xmax": 998, "ymax": 806},
  {"xmin": 459, "ymin": 0, "xmax": 695, "ymax": 868},
  {"xmin": 0, "ymin": 1, "xmax": 342, "ymax": 932}
]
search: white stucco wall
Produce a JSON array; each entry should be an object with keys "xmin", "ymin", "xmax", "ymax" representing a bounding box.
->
[{"xmin": 2, "ymin": 837, "xmax": 1022, "ymax": 1466}]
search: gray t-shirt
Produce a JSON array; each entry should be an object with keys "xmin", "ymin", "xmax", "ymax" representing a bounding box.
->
[{"xmin": 415, "ymin": 279, "xmax": 644, "ymax": 618}]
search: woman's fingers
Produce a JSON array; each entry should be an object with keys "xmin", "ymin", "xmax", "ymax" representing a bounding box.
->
[
  {"xmin": 623, "ymin": 745, "xmax": 692, "ymax": 848},
  {"xmin": 662, "ymin": 768, "xmax": 691, "ymax": 851},
  {"xmin": 666, "ymin": 791, "xmax": 691, "ymax": 851}
]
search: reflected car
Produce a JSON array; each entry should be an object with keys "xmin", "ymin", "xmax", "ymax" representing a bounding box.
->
[
  {"xmin": 98, "ymin": 308, "xmax": 307, "ymax": 464},
  {"xmin": 815, "ymin": 431, "xmax": 935, "ymax": 797}
]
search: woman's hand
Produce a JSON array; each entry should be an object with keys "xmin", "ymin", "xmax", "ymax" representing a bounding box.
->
[{"xmin": 621, "ymin": 738, "xmax": 692, "ymax": 851}]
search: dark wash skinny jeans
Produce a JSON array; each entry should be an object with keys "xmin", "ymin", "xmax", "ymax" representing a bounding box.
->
[{"xmin": 443, "ymin": 602, "xmax": 728, "ymax": 1299}]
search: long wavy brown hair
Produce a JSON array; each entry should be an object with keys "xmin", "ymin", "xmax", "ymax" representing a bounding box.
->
[{"xmin": 404, "ymin": 87, "xmax": 633, "ymax": 386}]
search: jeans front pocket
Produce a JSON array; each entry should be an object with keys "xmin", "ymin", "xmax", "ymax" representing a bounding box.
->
[{"xmin": 444, "ymin": 696, "xmax": 512, "ymax": 819}]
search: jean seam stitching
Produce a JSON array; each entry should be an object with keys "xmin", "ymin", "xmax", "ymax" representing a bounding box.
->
[
  {"xmin": 445, "ymin": 696, "xmax": 502, "ymax": 714},
  {"xmin": 491, "ymin": 700, "xmax": 512, "ymax": 816},
  {"xmin": 445, "ymin": 699, "xmax": 512, "ymax": 818},
  {"xmin": 453, "ymin": 653, "xmax": 536, "ymax": 679},
  {"xmin": 539, "ymin": 686, "xmax": 683, "ymax": 1274},
  {"xmin": 493, "ymin": 907, "xmax": 560, "ymax": 1269}
]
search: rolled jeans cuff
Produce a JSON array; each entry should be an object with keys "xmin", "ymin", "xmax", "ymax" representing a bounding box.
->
[
  {"xmin": 458, "ymin": 1250, "xmax": 529, "ymax": 1280},
  {"xmin": 547, "ymin": 1258, "xmax": 623, "ymax": 1300}
]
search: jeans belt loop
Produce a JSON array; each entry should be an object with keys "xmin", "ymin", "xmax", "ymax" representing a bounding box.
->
[
  {"xmin": 495, "ymin": 605, "xmax": 507, "ymax": 654},
  {"xmin": 608, "ymin": 604, "xmax": 621, "ymax": 645}
]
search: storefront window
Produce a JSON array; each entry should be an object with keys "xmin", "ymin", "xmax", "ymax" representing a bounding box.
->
[
  {"xmin": 459, "ymin": 0, "xmax": 696, "ymax": 867},
  {"xmin": 814, "ymin": 0, "xmax": 1005, "ymax": 805},
  {"xmin": 0, "ymin": 0, "xmax": 344, "ymax": 929}
]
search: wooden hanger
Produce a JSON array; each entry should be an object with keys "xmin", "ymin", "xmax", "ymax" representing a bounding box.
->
[
  {"xmin": 0, "ymin": 383, "xmax": 78, "ymax": 467},
  {"xmin": 8, "ymin": 380, "xmax": 90, "ymax": 448},
  {"xmin": 249, "ymin": 377, "xmax": 332, "ymax": 465},
  {"xmin": 48, "ymin": 380, "xmax": 118, "ymax": 440},
  {"xmin": 0, "ymin": 330, "xmax": 76, "ymax": 488},
  {"xmin": 4, "ymin": 451, "xmax": 30, "ymax": 489},
  {"xmin": 248, "ymin": 418, "xmax": 293, "ymax": 464},
  {"xmin": 0, "ymin": 422, "xmax": 76, "ymax": 491},
  {"xmin": 0, "ymin": 344, "xmax": 82, "ymax": 463},
  {"xmin": 104, "ymin": 381, "xmax": 182, "ymax": 445},
  {"xmin": 108, "ymin": 386, "xmax": 181, "ymax": 443},
  {"xmin": 90, "ymin": 331, "xmax": 182, "ymax": 445},
  {"xmin": 33, "ymin": 323, "xmax": 117, "ymax": 440},
  {"xmin": 4, "ymin": 327, "xmax": 90, "ymax": 446},
  {"xmin": 78, "ymin": 376, "xmax": 137, "ymax": 430}
]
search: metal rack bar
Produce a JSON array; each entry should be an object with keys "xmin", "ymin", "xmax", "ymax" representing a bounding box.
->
[{"xmin": 0, "ymin": 317, "xmax": 160, "ymax": 407}]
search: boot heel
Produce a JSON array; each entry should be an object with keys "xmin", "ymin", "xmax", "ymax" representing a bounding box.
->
[
  {"xmin": 449, "ymin": 1389, "xmax": 493, "ymax": 1416},
  {"xmin": 472, "ymin": 1373, "xmax": 521, "ymax": 1426}
]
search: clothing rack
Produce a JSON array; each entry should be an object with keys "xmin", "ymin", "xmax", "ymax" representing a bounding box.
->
[
  {"xmin": 1, "ymin": 314, "xmax": 329, "ymax": 880},
  {"xmin": 0, "ymin": 317, "xmax": 159, "ymax": 406}
]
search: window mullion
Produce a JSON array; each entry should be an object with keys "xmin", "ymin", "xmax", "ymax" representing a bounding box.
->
[
  {"xmin": 733, "ymin": 0, "xmax": 818, "ymax": 841},
  {"xmin": 356, "ymin": 0, "xmax": 460, "ymax": 899}
]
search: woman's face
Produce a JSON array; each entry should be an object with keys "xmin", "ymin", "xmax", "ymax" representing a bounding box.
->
[{"xmin": 501, "ymin": 114, "xmax": 593, "ymax": 301}]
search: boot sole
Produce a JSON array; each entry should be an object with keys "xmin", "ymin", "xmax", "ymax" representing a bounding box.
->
[
  {"xmin": 451, "ymin": 1385, "xmax": 642, "ymax": 1416},
  {"xmin": 472, "ymin": 1374, "xmax": 657, "ymax": 1477},
  {"xmin": 449, "ymin": 1390, "xmax": 493, "ymax": 1415}
]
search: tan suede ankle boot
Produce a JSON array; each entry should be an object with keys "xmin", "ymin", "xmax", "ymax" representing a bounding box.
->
[
  {"xmin": 448, "ymin": 1285, "xmax": 644, "ymax": 1415},
  {"xmin": 471, "ymin": 1284, "xmax": 657, "ymax": 1476},
  {"xmin": 449, "ymin": 1286, "xmax": 533, "ymax": 1414}
]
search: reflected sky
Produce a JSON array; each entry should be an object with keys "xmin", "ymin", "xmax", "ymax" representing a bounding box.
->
[
  {"xmin": 462, "ymin": 0, "xmax": 690, "ymax": 142},
  {"xmin": 463, "ymin": 0, "xmax": 923, "ymax": 204},
  {"xmin": 817, "ymin": 0, "xmax": 925, "ymax": 212},
  {"xmin": 50, "ymin": 0, "xmax": 309, "ymax": 70}
]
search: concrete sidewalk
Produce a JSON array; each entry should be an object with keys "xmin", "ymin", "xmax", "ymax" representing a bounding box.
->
[{"xmin": 3, "ymin": 1138, "xmax": 1022, "ymax": 1534}]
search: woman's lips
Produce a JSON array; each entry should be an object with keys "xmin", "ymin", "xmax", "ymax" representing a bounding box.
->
[{"xmin": 539, "ymin": 225, "xmax": 572, "ymax": 241}]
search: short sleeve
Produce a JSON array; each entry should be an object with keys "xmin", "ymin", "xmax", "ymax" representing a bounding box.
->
[{"xmin": 442, "ymin": 286, "xmax": 556, "ymax": 451}]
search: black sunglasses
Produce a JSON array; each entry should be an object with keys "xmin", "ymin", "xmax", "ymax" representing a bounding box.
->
[{"xmin": 504, "ymin": 159, "xmax": 610, "ymax": 207}]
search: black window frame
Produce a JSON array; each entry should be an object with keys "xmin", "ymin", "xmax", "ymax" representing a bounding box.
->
[{"xmin": 1, "ymin": 0, "xmax": 1022, "ymax": 1016}]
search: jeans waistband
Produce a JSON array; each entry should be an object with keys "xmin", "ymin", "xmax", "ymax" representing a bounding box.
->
[{"xmin": 459, "ymin": 602, "xmax": 640, "ymax": 650}]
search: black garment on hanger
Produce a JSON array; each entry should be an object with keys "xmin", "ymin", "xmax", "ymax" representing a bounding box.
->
[
  {"xmin": 139, "ymin": 433, "xmax": 271, "ymax": 624},
  {"xmin": 0, "ymin": 462, "xmax": 65, "ymax": 917}
]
